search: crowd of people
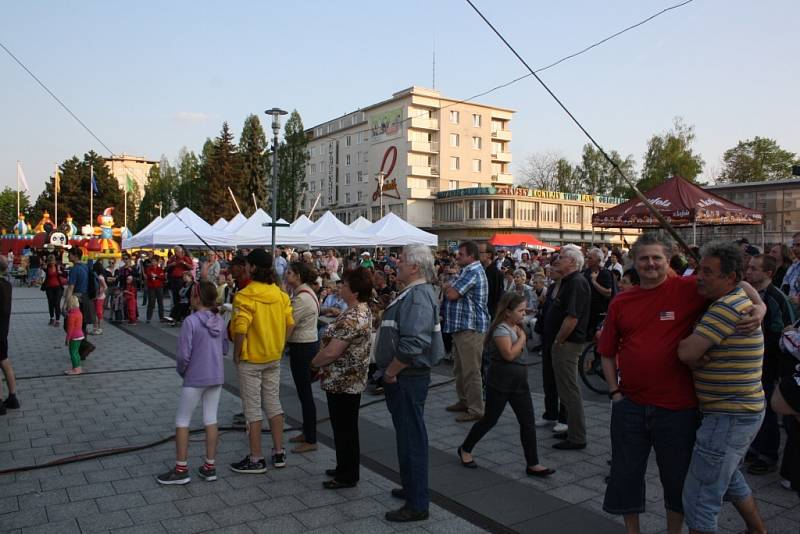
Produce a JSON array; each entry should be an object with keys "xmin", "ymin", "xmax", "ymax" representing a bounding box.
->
[{"xmin": 2, "ymin": 231, "xmax": 800, "ymax": 530}]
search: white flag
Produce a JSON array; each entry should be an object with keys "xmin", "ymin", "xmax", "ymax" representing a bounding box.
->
[{"xmin": 17, "ymin": 162, "xmax": 30, "ymax": 192}]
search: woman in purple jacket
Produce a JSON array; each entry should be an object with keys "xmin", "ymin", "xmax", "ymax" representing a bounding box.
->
[{"xmin": 158, "ymin": 281, "xmax": 225, "ymax": 485}]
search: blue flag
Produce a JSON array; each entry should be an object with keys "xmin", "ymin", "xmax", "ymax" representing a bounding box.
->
[{"xmin": 91, "ymin": 171, "xmax": 99, "ymax": 195}]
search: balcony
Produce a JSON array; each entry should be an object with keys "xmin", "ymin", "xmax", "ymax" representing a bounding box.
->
[
  {"xmin": 491, "ymin": 172, "xmax": 514, "ymax": 185},
  {"xmin": 409, "ymin": 141, "xmax": 439, "ymax": 153},
  {"xmin": 407, "ymin": 165, "xmax": 439, "ymax": 177},
  {"xmin": 491, "ymin": 152, "xmax": 512, "ymax": 163},
  {"xmin": 491, "ymin": 129, "xmax": 512, "ymax": 141},
  {"xmin": 410, "ymin": 117, "xmax": 439, "ymax": 130}
]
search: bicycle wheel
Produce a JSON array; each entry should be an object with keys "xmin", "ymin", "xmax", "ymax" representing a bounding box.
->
[{"xmin": 579, "ymin": 343, "xmax": 609, "ymax": 395}]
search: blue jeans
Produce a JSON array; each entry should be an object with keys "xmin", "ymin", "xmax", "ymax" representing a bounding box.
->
[
  {"xmin": 603, "ymin": 396, "xmax": 699, "ymax": 515},
  {"xmin": 384, "ymin": 373, "xmax": 431, "ymax": 513},
  {"xmin": 683, "ymin": 411, "xmax": 765, "ymax": 533}
]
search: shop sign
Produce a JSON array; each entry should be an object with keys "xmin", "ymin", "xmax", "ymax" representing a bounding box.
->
[{"xmin": 437, "ymin": 186, "xmax": 626, "ymax": 205}]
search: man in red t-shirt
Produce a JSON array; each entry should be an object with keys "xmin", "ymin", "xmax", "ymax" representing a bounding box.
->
[
  {"xmin": 598, "ymin": 232, "xmax": 764, "ymax": 534},
  {"xmin": 166, "ymin": 246, "xmax": 193, "ymax": 321},
  {"xmin": 145, "ymin": 257, "xmax": 167, "ymax": 322}
]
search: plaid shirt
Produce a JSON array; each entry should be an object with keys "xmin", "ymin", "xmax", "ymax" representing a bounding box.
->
[{"xmin": 443, "ymin": 261, "xmax": 489, "ymax": 334}]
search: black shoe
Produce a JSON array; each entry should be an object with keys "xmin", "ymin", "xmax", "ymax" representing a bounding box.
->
[
  {"xmin": 526, "ymin": 467, "xmax": 555, "ymax": 478},
  {"xmin": 325, "ymin": 468, "xmax": 337, "ymax": 477},
  {"xmin": 385, "ymin": 506, "xmax": 429, "ymax": 523},
  {"xmin": 457, "ymin": 446, "xmax": 477, "ymax": 469},
  {"xmin": 322, "ymin": 479, "xmax": 357, "ymax": 489},
  {"xmin": 156, "ymin": 468, "xmax": 190, "ymax": 485},
  {"xmin": 4, "ymin": 394, "xmax": 20, "ymax": 410},
  {"xmin": 747, "ymin": 459, "xmax": 777, "ymax": 475},
  {"xmin": 0, "ymin": 403, "xmax": 6, "ymax": 416},
  {"xmin": 391, "ymin": 487, "xmax": 406, "ymax": 499},
  {"xmin": 553, "ymin": 440, "xmax": 586, "ymax": 450},
  {"xmin": 198, "ymin": 464, "xmax": 217, "ymax": 481},
  {"xmin": 230, "ymin": 455, "xmax": 267, "ymax": 474},
  {"xmin": 552, "ymin": 432, "xmax": 568, "ymax": 440},
  {"xmin": 272, "ymin": 450, "xmax": 286, "ymax": 468}
]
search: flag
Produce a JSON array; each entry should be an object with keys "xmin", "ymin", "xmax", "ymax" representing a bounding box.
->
[
  {"xmin": 17, "ymin": 162, "xmax": 30, "ymax": 192},
  {"xmin": 91, "ymin": 171, "xmax": 99, "ymax": 195},
  {"xmin": 125, "ymin": 174, "xmax": 135, "ymax": 193},
  {"xmin": 55, "ymin": 169, "xmax": 60, "ymax": 194}
]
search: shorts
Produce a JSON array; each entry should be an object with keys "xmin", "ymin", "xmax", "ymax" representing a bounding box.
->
[
  {"xmin": 174, "ymin": 385, "xmax": 222, "ymax": 428},
  {"xmin": 683, "ymin": 411, "xmax": 765, "ymax": 532},
  {"xmin": 237, "ymin": 360, "xmax": 282, "ymax": 422},
  {"xmin": 0, "ymin": 335, "xmax": 7, "ymax": 361},
  {"xmin": 779, "ymin": 371, "xmax": 800, "ymax": 413}
]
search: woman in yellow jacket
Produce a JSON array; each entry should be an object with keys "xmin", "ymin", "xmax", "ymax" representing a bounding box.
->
[{"xmin": 230, "ymin": 249, "xmax": 295, "ymax": 474}]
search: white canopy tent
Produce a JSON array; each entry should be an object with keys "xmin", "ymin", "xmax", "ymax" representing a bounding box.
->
[
  {"xmin": 304, "ymin": 211, "xmax": 369, "ymax": 247},
  {"xmin": 212, "ymin": 217, "xmax": 228, "ymax": 229},
  {"xmin": 348, "ymin": 216, "xmax": 373, "ymax": 231},
  {"xmin": 122, "ymin": 208, "xmax": 232, "ymax": 249},
  {"xmin": 232, "ymin": 209, "xmax": 310, "ymax": 246},
  {"xmin": 125, "ymin": 215, "xmax": 163, "ymax": 245},
  {"xmin": 290, "ymin": 214, "xmax": 314, "ymax": 232},
  {"xmin": 123, "ymin": 213, "xmax": 175, "ymax": 248},
  {"xmin": 223, "ymin": 213, "xmax": 248, "ymax": 233},
  {"xmin": 361, "ymin": 212, "xmax": 439, "ymax": 246}
]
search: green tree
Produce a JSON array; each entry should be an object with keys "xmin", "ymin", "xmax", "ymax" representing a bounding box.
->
[
  {"xmin": 198, "ymin": 123, "xmax": 242, "ymax": 221},
  {"xmin": 276, "ymin": 110, "xmax": 309, "ymax": 220},
  {"xmin": 718, "ymin": 137, "xmax": 798, "ymax": 183},
  {"xmin": 575, "ymin": 144, "xmax": 636, "ymax": 197},
  {"xmin": 239, "ymin": 114, "xmax": 270, "ymax": 215},
  {"xmin": 638, "ymin": 117, "xmax": 704, "ymax": 191},
  {"xmin": 174, "ymin": 148, "xmax": 200, "ymax": 211},
  {"xmin": 0, "ymin": 187, "xmax": 31, "ymax": 232}
]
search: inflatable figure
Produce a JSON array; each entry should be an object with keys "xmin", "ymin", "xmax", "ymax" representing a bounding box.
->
[
  {"xmin": 81, "ymin": 224, "xmax": 94, "ymax": 238},
  {"xmin": 33, "ymin": 211, "xmax": 54, "ymax": 234},
  {"xmin": 62, "ymin": 214, "xmax": 78, "ymax": 238},
  {"xmin": 12, "ymin": 213, "xmax": 29, "ymax": 235},
  {"xmin": 97, "ymin": 208, "xmax": 115, "ymax": 239},
  {"xmin": 48, "ymin": 232, "xmax": 71, "ymax": 250}
]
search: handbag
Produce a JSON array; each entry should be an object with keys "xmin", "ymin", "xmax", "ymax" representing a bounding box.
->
[{"xmin": 79, "ymin": 339, "xmax": 95, "ymax": 360}]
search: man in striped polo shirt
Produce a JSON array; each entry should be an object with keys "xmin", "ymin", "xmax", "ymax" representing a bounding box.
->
[{"xmin": 678, "ymin": 241, "xmax": 767, "ymax": 534}]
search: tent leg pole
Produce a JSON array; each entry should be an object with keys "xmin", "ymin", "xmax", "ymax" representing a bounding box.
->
[{"xmin": 692, "ymin": 222, "xmax": 696, "ymax": 246}]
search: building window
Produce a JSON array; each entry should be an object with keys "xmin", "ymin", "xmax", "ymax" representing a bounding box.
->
[
  {"xmin": 310, "ymin": 181, "xmax": 316, "ymax": 193},
  {"xmin": 472, "ymin": 136, "xmax": 482, "ymax": 149},
  {"xmin": 449, "ymin": 110, "xmax": 459, "ymax": 124},
  {"xmin": 345, "ymin": 135, "xmax": 351, "ymax": 147},
  {"xmin": 563, "ymin": 205, "xmax": 580, "ymax": 224},
  {"xmin": 345, "ymin": 172, "xmax": 351, "ymax": 185},
  {"xmin": 518, "ymin": 201, "xmax": 536, "ymax": 221},
  {"xmin": 357, "ymin": 191, "xmax": 363, "ymax": 202},
  {"xmin": 346, "ymin": 154, "xmax": 351, "ymax": 165},
  {"xmin": 449, "ymin": 133, "xmax": 460, "ymax": 147},
  {"xmin": 540, "ymin": 203, "xmax": 559, "ymax": 223},
  {"xmin": 449, "ymin": 180, "xmax": 459, "ymax": 190},
  {"xmin": 357, "ymin": 152, "xmax": 361, "ymax": 164},
  {"xmin": 472, "ymin": 159, "xmax": 482, "ymax": 172},
  {"xmin": 357, "ymin": 170, "xmax": 364, "ymax": 182},
  {"xmin": 472, "ymin": 114, "xmax": 481, "ymax": 127},
  {"xmin": 437, "ymin": 201, "xmax": 464, "ymax": 222},
  {"xmin": 310, "ymin": 163, "xmax": 317, "ymax": 174},
  {"xmin": 345, "ymin": 192, "xmax": 351, "ymax": 204},
  {"xmin": 450, "ymin": 157, "xmax": 460, "ymax": 171}
]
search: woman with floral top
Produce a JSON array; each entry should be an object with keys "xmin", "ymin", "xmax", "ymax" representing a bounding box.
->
[{"xmin": 311, "ymin": 267, "xmax": 374, "ymax": 489}]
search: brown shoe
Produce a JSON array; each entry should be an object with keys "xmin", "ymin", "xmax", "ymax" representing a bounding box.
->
[
  {"xmin": 455, "ymin": 412, "xmax": 483, "ymax": 423},
  {"xmin": 292, "ymin": 442, "xmax": 318, "ymax": 453},
  {"xmin": 289, "ymin": 434, "xmax": 306, "ymax": 444},
  {"xmin": 446, "ymin": 402, "xmax": 468, "ymax": 413}
]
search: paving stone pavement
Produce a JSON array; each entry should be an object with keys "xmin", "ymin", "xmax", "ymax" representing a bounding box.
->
[{"xmin": 1, "ymin": 287, "xmax": 799, "ymax": 533}]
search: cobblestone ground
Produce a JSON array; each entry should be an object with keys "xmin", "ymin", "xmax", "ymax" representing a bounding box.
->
[
  {"xmin": 1, "ymin": 287, "xmax": 799, "ymax": 533},
  {"xmin": 0, "ymin": 288, "xmax": 485, "ymax": 534}
]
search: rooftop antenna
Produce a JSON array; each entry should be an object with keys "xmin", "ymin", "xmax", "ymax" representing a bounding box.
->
[{"xmin": 432, "ymin": 32, "xmax": 436, "ymax": 89}]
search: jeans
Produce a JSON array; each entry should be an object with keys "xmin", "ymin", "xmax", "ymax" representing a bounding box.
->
[
  {"xmin": 604, "ymin": 396, "xmax": 699, "ymax": 515},
  {"xmin": 385, "ymin": 373, "xmax": 431, "ymax": 512},
  {"xmin": 749, "ymin": 378, "xmax": 780, "ymax": 464},
  {"xmin": 462, "ymin": 384, "xmax": 540, "ymax": 466},
  {"xmin": 146, "ymin": 287, "xmax": 165, "ymax": 321},
  {"xmin": 551, "ymin": 341, "xmax": 586, "ymax": 443},
  {"xmin": 45, "ymin": 286, "xmax": 63, "ymax": 321},
  {"xmin": 289, "ymin": 341, "xmax": 319, "ymax": 444},
  {"xmin": 326, "ymin": 392, "xmax": 361, "ymax": 484},
  {"xmin": 683, "ymin": 411, "xmax": 765, "ymax": 533}
]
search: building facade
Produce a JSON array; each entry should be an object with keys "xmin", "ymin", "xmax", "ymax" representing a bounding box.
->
[
  {"xmin": 104, "ymin": 153, "xmax": 157, "ymax": 194},
  {"xmin": 678, "ymin": 179, "xmax": 800, "ymax": 247},
  {"xmin": 302, "ymin": 86, "xmax": 514, "ymax": 229},
  {"xmin": 434, "ymin": 185, "xmax": 639, "ymax": 245}
]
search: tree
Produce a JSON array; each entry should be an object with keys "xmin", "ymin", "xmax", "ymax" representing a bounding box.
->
[
  {"xmin": 718, "ymin": 137, "xmax": 798, "ymax": 183},
  {"xmin": 239, "ymin": 114, "xmax": 269, "ymax": 215},
  {"xmin": 517, "ymin": 152, "xmax": 564, "ymax": 190},
  {"xmin": 0, "ymin": 187, "xmax": 31, "ymax": 231},
  {"xmin": 575, "ymin": 144, "xmax": 636, "ymax": 197},
  {"xmin": 276, "ymin": 110, "xmax": 309, "ymax": 220},
  {"xmin": 197, "ymin": 123, "xmax": 243, "ymax": 222},
  {"xmin": 175, "ymin": 148, "xmax": 200, "ymax": 211},
  {"xmin": 638, "ymin": 117, "xmax": 704, "ymax": 191}
]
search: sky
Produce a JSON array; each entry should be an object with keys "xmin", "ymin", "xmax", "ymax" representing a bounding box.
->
[{"xmin": 1, "ymin": 0, "xmax": 798, "ymax": 201}]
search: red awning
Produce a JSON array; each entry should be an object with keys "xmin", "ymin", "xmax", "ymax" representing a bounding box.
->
[
  {"xmin": 592, "ymin": 176, "xmax": 762, "ymax": 228},
  {"xmin": 488, "ymin": 233, "xmax": 551, "ymax": 248}
]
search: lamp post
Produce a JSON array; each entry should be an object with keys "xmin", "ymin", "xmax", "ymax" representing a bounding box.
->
[
  {"xmin": 264, "ymin": 107, "xmax": 287, "ymax": 256},
  {"xmin": 377, "ymin": 171, "xmax": 386, "ymax": 220}
]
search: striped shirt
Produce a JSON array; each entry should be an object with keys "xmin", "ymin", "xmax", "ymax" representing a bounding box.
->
[
  {"xmin": 442, "ymin": 261, "xmax": 489, "ymax": 334},
  {"xmin": 692, "ymin": 287, "xmax": 765, "ymax": 414}
]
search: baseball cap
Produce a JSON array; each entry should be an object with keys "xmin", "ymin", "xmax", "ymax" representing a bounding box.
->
[
  {"xmin": 245, "ymin": 248, "xmax": 272, "ymax": 268},
  {"xmin": 316, "ymin": 251, "xmax": 323, "ymax": 256},
  {"xmin": 361, "ymin": 251, "xmax": 371, "ymax": 257}
]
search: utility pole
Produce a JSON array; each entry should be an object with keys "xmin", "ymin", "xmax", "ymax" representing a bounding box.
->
[{"xmin": 265, "ymin": 108, "xmax": 288, "ymax": 255}]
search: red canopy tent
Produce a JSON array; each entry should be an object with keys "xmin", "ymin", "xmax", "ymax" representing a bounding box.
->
[
  {"xmin": 592, "ymin": 176, "xmax": 762, "ymax": 243},
  {"xmin": 488, "ymin": 233, "xmax": 555, "ymax": 250}
]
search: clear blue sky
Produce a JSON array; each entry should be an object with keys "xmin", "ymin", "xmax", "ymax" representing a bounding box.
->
[{"xmin": 2, "ymin": 0, "xmax": 798, "ymax": 200}]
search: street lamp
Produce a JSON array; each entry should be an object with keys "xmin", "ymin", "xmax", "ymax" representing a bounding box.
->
[
  {"xmin": 264, "ymin": 107, "xmax": 287, "ymax": 257},
  {"xmin": 376, "ymin": 171, "xmax": 386, "ymax": 220}
]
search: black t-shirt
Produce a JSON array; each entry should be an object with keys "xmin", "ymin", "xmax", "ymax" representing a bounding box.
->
[
  {"xmin": 542, "ymin": 271, "xmax": 591, "ymax": 344},
  {"xmin": 30, "ymin": 255, "xmax": 41, "ymax": 269},
  {"xmin": 484, "ymin": 263, "xmax": 505, "ymax": 319},
  {"xmin": 583, "ymin": 268, "xmax": 613, "ymax": 331},
  {"xmin": 486, "ymin": 323, "xmax": 529, "ymax": 393}
]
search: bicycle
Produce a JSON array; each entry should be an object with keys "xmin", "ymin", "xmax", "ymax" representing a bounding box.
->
[{"xmin": 578, "ymin": 342, "xmax": 610, "ymax": 395}]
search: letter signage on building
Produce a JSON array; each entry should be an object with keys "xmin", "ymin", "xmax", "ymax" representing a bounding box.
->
[
  {"xmin": 436, "ymin": 186, "xmax": 626, "ymax": 205},
  {"xmin": 327, "ymin": 140, "xmax": 337, "ymax": 205}
]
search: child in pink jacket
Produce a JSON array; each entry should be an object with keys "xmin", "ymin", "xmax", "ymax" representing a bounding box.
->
[{"xmin": 64, "ymin": 295, "xmax": 84, "ymax": 375}]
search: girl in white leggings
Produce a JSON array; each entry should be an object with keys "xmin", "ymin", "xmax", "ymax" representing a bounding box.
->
[{"xmin": 157, "ymin": 281, "xmax": 227, "ymax": 485}]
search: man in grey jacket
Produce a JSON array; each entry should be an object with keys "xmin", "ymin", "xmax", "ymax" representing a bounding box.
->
[{"xmin": 375, "ymin": 245, "xmax": 444, "ymax": 523}]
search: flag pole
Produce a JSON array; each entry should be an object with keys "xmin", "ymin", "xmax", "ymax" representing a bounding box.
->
[
  {"xmin": 16, "ymin": 161, "xmax": 20, "ymax": 219},
  {"xmin": 89, "ymin": 164, "xmax": 94, "ymax": 227},
  {"xmin": 124, "ymin": 182, "xmax": 128, "ymax": 231},
  {"xmin": 54, "ymin": 164, "xmax": 59, "ymax": 227}
]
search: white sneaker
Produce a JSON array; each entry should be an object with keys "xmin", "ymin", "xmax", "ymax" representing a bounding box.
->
[
  {"xmin": 552, "ymin": 423, "xmax": 568, "ymax": 433},
  {"xmin": 780, "ymin": 479, "xmax": 792, "ymax": 490},
  {"xmin": 92, "ymin": 328, "xmax": 103, "ymax": 335},
  {"xmin": 535, "ymin": 418, "xmax": 554, "ymax": 427}
]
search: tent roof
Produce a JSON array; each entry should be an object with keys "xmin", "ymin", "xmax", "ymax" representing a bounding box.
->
[
  {"xmin": 349, "ymin": 216, "xmax": 373, "ymax": 231},
  {"xmin": 212, "ymin": 217, "xmax": 228, "ymax": 229},
  {"xmin": 128, "ymin": 216, "xmax": 163, "ymax": 241},
  {"xmin": 487, "ymin": 233, "xmax": 551, "ymax": 248},
  {"xmin": 123, "ymin": 214, "xmax": 174, "ymax": 248},
  {"xmin": 290, "ymin": 215, "xmax": 314, "ymax": 232},
  {"xmin": 361, "ymin": 212, "xmax": 438, "ymax": 246},
  {"xmin": 122, "ymin": 208, "xmax": 230, "ymax": 249},
  {"xmin": 231, "ymin": 209, "xmax": 310, "ymax": 246},
  {"xmin": 223, "ymin": 213, "xmax": 248, "ymax": 233},
  {"xmin": 305, "ymin": 211, "xmax": 369, "ymax": 247},
  {"xmin": 592, "ymin": 176, "xmax": 763, "ymax": 228}
]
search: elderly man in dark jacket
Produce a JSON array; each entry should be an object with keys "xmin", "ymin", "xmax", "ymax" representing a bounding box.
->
[{"xmin": 375, "ymin": 245, "xmax": 444, "ymax": 523}]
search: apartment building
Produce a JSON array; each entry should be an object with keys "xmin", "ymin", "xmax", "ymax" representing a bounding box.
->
[
  {"xmin": 104, "ymin": 153, "xmax": 157, "ymax": 193},
  {"xmin": 302, "ymin": 86, "xmax": 514, "ymax": 229}
]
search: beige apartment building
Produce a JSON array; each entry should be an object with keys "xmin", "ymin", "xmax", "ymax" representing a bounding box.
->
[
  {"xmin": 104, "ymin": 153, "xmax": 157, "ymax": 193},
  {"xmin": 302, "ymin": 86, "xmax": 513, "ymax": 229}
]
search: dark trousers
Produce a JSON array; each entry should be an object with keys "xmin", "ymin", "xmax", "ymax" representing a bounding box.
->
[
  {"xmin": 780, "ymin": 415, "xmax": 800, "ymax": 492},
  {"xmin": 289, "ymin": 341, "xmax": 319, "ymax": 443},
  {"xmin": 462, "ymin": 384, "xmax": 540, "ymax": 467},
  {"xmin": 750, "ymin": 378, "xmax": 780, "ymax": 463},
  {"xmin": 45, "ymin": 286, "xmax": 63, "ymax": 321},
  {"xmin": 168, "ymin": 278, "xmax": 182, "ymax": 317},
  {"xmin": 385, "ymin": 373, "xmax": 431, "ymax": 513},
  {"xmin": 540, "ymin": 344, "xmax": 566, "ymax": 423},
  {"xmin": 326, "ymin": 392, "xmax": 361, "ymax": 484},
  {"xmin": 146, "ymin": 287, "xmax": 165, "ymax": 321},
  {"xmin": 77, "ymin": 293, "xmax": 95, "ymax": 336}
]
